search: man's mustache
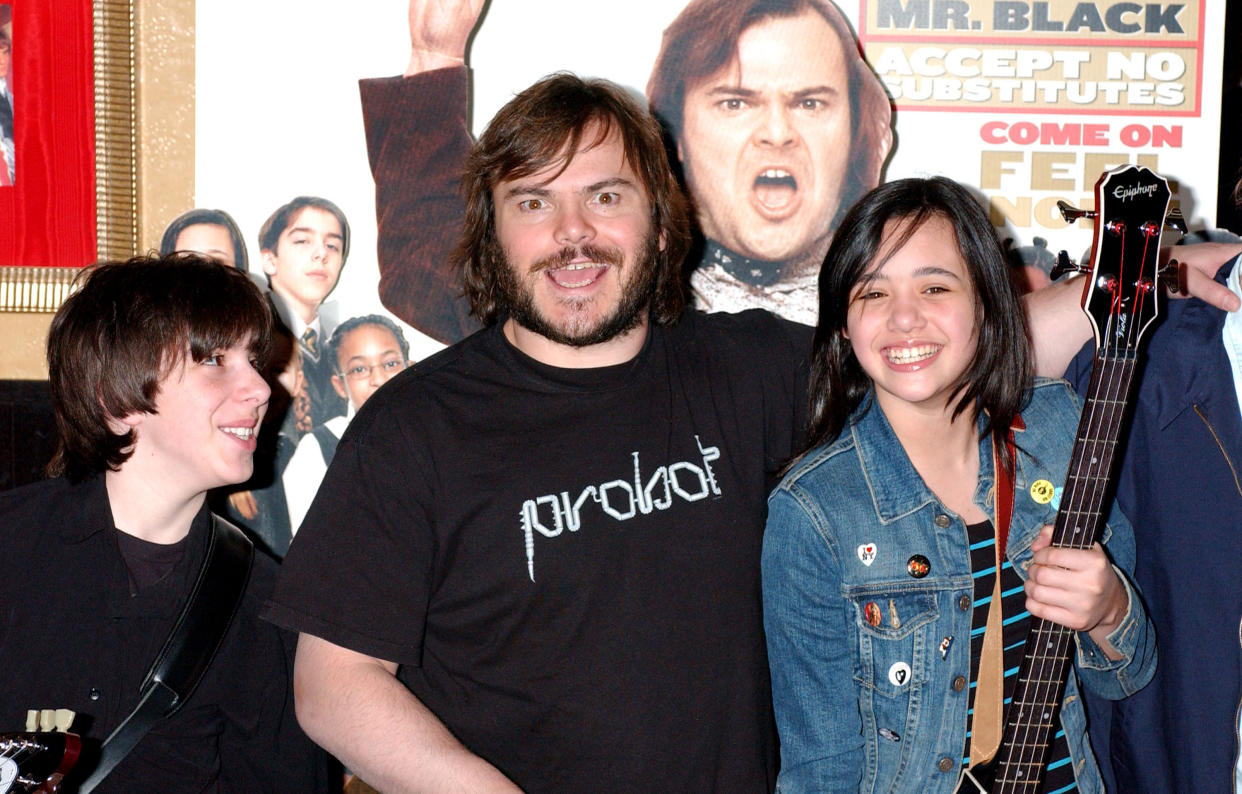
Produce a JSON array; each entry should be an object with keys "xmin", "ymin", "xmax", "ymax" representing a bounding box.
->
[{"xmin": 530, "ymin": 244, "xmax": 624, "ymax": 273}]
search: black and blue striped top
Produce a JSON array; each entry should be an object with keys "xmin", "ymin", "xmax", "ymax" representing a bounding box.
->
[{"xmin": 964, "ymin": 519, "xmax": 1077, "ymax": 793}]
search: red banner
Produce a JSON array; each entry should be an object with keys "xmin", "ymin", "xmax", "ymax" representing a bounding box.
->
[{"xmin": 0, "ymin": 0, "xmax": 96, "ymax": 268}]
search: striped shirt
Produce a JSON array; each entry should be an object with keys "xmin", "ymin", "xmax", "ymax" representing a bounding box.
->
[{"xmin": 964, "ymin": 519, "xmax": 1077, "ymax": 793}]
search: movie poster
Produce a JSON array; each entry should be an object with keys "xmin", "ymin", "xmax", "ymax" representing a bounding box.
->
[
  {"xmin": 197, "ymin": 0, "xmax": 1225, "ymax": 333},
  {"xmin": 192, "ymin": 0, "xmax": 1226, "ymax": 548},
  {"xmin": 863, "ymin": 0, "xmax": 1218, "ymax": 283}
]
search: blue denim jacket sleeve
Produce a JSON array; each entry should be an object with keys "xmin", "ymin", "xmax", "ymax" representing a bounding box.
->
[
  {"xmin": 1068, "ymin": 511, "xmax": 1157, "ymax": 698},
  {"xmin": 762, "ymin": 486, "xmax": 861, "ymax": 792}
]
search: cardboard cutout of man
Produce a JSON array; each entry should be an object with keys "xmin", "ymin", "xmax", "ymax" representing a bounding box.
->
[{"xmin": 648, "ymin": 0, "xmax": 892, "ymax": 321}]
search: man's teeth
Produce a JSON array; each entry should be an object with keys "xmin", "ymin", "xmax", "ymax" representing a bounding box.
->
[
  {"xmin": 550, "ymin": 263, "xmax": 607, "ymax": 288},
  {"xmin": 759, "ymin": 168, "xmax": 792, "ymax": 179},
  {"xmin": 222, "ymin": 427, "xmax": 255, "ymax": 441},
  {"xmin": 886, "ymin": 345, "xmax": 939, "ymax": 364}
]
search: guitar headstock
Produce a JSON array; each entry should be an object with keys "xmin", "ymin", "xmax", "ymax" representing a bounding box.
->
[
  {"xmin": 1062, "ymin": 165, "xmax": 1175, "ymax": 358},
  {"xmin": 0, "ymin": 730, "xmax": 81, "ymax": 793}
]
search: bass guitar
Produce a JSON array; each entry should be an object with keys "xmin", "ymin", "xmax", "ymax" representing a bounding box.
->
[{"xmin": 956, "ymin": 164, "xmax": 1181, "ymax": 793}]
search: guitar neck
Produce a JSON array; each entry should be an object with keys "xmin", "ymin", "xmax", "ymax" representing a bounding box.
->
[
  {"xmin": 990, "ymin": 352, "xmax": 1138, "ymax": 793},
  {"xmin": 1053, "ymin": 352, "xmax": 1137, "ymax": 551}
]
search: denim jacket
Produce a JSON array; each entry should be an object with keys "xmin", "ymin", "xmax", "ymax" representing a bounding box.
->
[{"xmin": 762, "ymin": 379, "xmax": 1156, "ymax": 794}]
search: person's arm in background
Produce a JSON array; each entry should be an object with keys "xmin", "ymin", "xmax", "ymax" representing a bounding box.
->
[
  {"xmin": 361, "ymin": 0, "xmax": 487, "ymax": 345},
  {"xmin": 1025, "ymin": 241, "xmax": 1242, "ymax": 377}
]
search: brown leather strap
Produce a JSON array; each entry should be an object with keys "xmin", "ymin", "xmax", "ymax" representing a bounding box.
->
[{"xmin": 969, "ymin": 428, "xmax": 1018, "ymax": 766}]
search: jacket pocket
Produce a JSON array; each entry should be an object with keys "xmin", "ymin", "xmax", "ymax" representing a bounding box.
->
[{"xmin": 847, "ymin": 585, "xmax": 939, "ymax": 698}]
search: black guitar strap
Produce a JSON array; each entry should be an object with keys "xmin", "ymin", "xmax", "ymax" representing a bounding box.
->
[{"xmin": 78, "ymin": 514, "xmax": 254, "ymax": 793}]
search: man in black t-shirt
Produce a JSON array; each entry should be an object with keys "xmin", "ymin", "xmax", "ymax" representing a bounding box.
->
[{"xmin": 268, "ymin": 73, "xmax": 803, "ymax": 792}]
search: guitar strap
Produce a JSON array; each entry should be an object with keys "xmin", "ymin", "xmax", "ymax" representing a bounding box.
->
[
  {"xmin": 969, "ymin": 426, "xmax": 1018, "ymax": 768},
  {"xmin": 78, "ymin": 514, "xmax": 254, "ymax": 793}
]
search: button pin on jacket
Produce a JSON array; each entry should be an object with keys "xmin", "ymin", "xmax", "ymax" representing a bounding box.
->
[
  {"xmin": 865, "ymin": 601, "xmax": 883, "ymax": 627},
  {"xmin": 907, "ymin": 555, "xmax": 930, "ymax": 578},
  {"xmin": 878, "ymin": 727, "xmax": 901, "ymax": 742},
  {"xmin": 939, "ymin": 636, "xmax": 953, "ymax": 659},
  {"xmin": 888, "ymin": 661, "xmax": 912, "ymax": 687},
  {"xmin": 857, "ymin": 543, "xmax": 877, "ymax": 566},
  {"xmin": 1030, "ymin": 478, "xmax": 1055, "ymax": 504},
  {"xmin": 888, "ymin": 599, "xmax": 901, "ymax": 629}
]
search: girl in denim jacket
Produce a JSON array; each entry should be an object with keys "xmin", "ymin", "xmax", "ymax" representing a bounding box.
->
[{"xmin": 762, "ymin": 177, "xmax": 1155, "ymax": 793}]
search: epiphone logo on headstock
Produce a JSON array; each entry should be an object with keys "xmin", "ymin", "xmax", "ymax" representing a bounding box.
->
[{"xmin": 1111, "ymin": 182, "xmax": 1160, "ymax": 202}]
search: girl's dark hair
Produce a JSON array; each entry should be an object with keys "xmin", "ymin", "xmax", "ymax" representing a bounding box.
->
[
  {"xmin": 803, "ymin": 177, "xmax": 1032, "ymax": 461},
  {"xmin": 159, "ymin": 207, "xmax": 250, "ymax": 272},
  {"xmin": 47, "ymin": 254, "xmax": 272, "ymax": 481}
]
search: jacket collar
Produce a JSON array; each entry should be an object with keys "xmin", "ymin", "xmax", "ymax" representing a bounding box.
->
[
  {"xmin": 57, "ymin": 475, "xmax": 118, "ymax": 543},
  {"xmin": 56, "ymin": 475, "xmax": 214, "ymax": 555},
  {"xmin": 847, "ymin": 394, "xmax": 1024, "ymax": 525}
]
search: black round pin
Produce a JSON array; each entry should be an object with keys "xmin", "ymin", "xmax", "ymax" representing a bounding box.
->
[{"xmin": 906, "ymin": 554, "xmax": 930, "ymax": 578}]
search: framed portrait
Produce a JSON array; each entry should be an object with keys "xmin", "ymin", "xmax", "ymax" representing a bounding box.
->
[{"xmin": 0, "ymin": 0, "xmax": 137, "ymax": 312}]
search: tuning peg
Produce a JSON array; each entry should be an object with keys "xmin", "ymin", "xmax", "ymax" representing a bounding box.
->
[
  {"xmin": 1057, "ymin": 201, "xmax": 1097, "ymax": 225},
  {"xmin": 54, "ymin": 709, "xmax": 75, "ymax": 732},
  {"xmin": 1050, "ymin": 250, "xmax": 1090, "ymax": 281},
  {"xmin": 1160, "ymin": 258, "xmax": 1189, "ymax": 294},
  {"xmin": 1165, "ymin": 208, "xmax": 1187, "ymax": 233}
]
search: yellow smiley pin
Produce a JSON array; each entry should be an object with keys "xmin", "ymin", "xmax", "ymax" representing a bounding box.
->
[{"xmin": 1030, "ymin": 479, "xmax": 1055, "ymax": 504}]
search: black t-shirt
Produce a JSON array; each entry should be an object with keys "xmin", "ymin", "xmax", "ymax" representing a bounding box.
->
[
  {"xmin": 115, "ymin": 529, "xmax": 186, "ymax": 593},
  {"xmin": 267, "ymin": 310, "xmax": 811, "ymax": 792}
]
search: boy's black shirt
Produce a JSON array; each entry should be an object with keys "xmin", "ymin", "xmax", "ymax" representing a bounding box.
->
[{"xmin": 0, "ymin": 475, "xmax": 333, "ymax": 793}]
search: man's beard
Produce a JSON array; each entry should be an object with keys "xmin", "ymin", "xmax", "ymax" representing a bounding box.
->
[{"xmin": 496, "ymin": 230, "xmax": 662, "ymax": 348}]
